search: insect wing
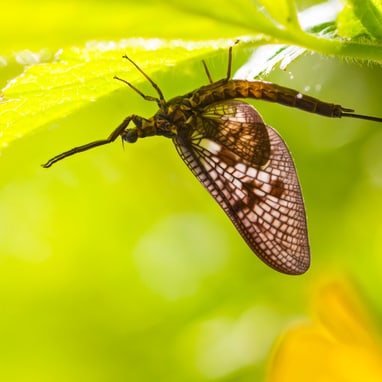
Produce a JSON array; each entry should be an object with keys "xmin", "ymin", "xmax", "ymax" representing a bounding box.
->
[{"xmin": 174, "ymin": 101, "xmax": 310, "ymax": 274}]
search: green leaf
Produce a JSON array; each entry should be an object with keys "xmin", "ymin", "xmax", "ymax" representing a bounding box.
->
[
  {"xmin": 0, "ymin": 39, "xmax": 244, "ymax": 148},
  {"xmin": 351, "ymin": 0, "xmax": 382, "ymax": 39},
  {"xmin": 1, "ymin": 0, "xmax": 382, "ymax": 150},
  {"xmin": 338, "ymin": 0, "xmax": 382, "ymax": 39},
  {"xmin": 256, "ymin": 0, "xmax": 301, "ymax": 29}
]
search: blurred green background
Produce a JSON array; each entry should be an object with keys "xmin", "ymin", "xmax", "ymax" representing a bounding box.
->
[{"xmin": 1, "ymin": 1, "xmax": 382, "ymax": 381}]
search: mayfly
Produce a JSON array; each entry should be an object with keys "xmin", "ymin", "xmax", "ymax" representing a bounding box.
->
[{"xmin": 43, "ymin": 44, "xmax": 382, "ymax": 275}]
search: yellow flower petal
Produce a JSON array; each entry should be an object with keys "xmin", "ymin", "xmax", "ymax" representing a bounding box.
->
[{"xmin": 267, "ymin": 280, "xmax": 382, "ymax": 382}]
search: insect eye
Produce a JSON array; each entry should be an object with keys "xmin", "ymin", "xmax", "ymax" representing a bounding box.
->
[{"xmin": 123, "ymin": 129, "xmax": 138, "ymax": 143}]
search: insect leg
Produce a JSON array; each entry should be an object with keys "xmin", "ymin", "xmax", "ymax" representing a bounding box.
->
[
  {"xmin": 121, "ymin": 55, "xmax": 166, "ymax": 108},
  {"xmin": 42, "ymin": 116, "xmax": 134, "ymax": 168},
  {"xmin": 202, "ymin": 40, "xmax": 239, "ymax": 84},
  {"xmin": 225, "ymin": 40, "xmax": 239, "ymax": 80},
  {"xmin": 114, "ymin": 76, "xmax": 161, "ymax": 104},
  {"xmin": 201, "ymin": 60, "xmax": 214, "ymax": 84}
]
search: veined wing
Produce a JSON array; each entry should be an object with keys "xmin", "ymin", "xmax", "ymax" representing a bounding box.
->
[{"xmin": 174, "ymin": 100, "xmax": 310, "ymax": 274}]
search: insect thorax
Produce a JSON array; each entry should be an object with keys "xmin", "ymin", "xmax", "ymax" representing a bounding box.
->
[{"xmin": 144, "ymin": 97, "xmax": 194, "ymax": 139}]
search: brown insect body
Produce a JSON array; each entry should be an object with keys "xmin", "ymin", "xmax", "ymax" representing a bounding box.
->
[
  {"xmin": 43, "ymin": 46, "xmax": 382, "ymax": 275},
  {"xmin": 131, "ymin": 77, "xmax": 356, "ymax": 145}
]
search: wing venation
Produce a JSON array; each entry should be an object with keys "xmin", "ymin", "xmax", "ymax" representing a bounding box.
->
[{"xmin": 174, "ymin": 100, "xmax": 310, "ymax": 275}]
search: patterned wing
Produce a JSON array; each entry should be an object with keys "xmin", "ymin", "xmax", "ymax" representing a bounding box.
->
[{"xmin": 173, "ymin": 100, "xmax": 310, "ymax": 274}]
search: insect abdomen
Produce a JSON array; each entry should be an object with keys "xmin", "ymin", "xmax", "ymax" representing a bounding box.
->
[{"xmin": 192, "ymin": 80, "xmax": 344, "ymax": 118}]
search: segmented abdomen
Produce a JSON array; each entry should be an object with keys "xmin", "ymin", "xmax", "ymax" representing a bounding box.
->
[{"xmin": 190, "ymin": 79, "xmax": 344, "ymax": 118}]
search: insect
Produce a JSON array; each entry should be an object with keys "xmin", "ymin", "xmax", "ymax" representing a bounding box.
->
[{"xmin": 43, "ymin": 44, "xmax": 382, "ymax": 275}]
